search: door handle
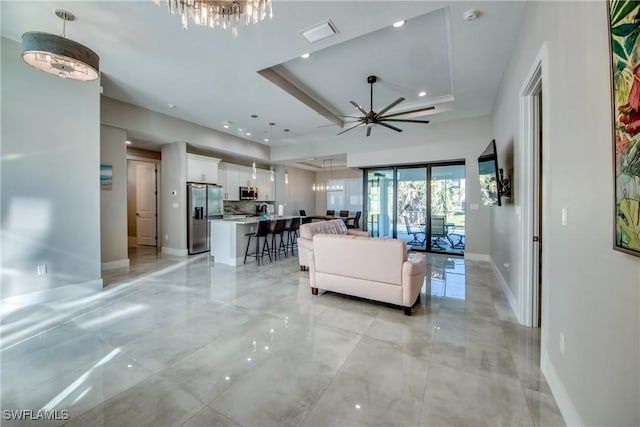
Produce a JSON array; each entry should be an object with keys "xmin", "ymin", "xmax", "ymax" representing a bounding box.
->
[{"xmin": 136, "ymin": 213, "xmax": 139, "ymax": 216}]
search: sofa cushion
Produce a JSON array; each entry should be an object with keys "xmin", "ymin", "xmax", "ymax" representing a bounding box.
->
[
  {"xmin": 300, "ymin": 219, "xmax": 347, "ymax": 240},
  {"xmin": 313, "ymin": 234, "xmax": 407, "ymax": 286}
]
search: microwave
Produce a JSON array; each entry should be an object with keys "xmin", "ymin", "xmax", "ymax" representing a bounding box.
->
[{"xmin": 240, "ymin": 186, "xmax": 258, "ymax": 200}]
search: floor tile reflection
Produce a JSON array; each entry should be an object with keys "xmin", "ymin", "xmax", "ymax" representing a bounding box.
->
[{"xmin": 0, "ymin": 248, "xmax": 564, "ymax": 426}]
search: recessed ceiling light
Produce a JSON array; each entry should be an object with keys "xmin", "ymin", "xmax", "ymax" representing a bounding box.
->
[
  {"xmin": 223, "ymin": 124, "xmax": 229, "ymax": 129},
  {"xmin": 301, "ymin": 53, "xmax": 310, "ymax": 59},
  {"xmin": 246, "ymin": 132, "xmax": 252, "ymax": 136},
  {"xmin": 463, "ymin": 9, "xmax": 481, "ymax": 21},
  {"xmin": 168, "ymin": 103, "xmax": 176, "ymax": 109},
  {"xmin": 418, "ymin": 91, "xmax": 427, "ymax": 97},
  {"xmin": 126, "ymin": 140, "xmax": 132, "ymax": 145},
  {"xmin": 392, "ymin": 20, "xmax": 405, "ymax": 28},
  {"xmin": 264, "ymin": 138, "xmax": 269, "ymax": 142}
]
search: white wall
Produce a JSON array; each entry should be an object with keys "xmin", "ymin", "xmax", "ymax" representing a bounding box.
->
[
  {"xmin": 274, "ymin": 166, "xmax": 316, "ymax": 216},
  {"xmin": 314, "ymin": 168, "xmax": 363, "ymax": 215},
  {"xmin": 100, "ymin": 125, "xmax": 128, "ymax": 269},
  {"xmin": 101, "ymin": 96, "xmax": 270, "ymax": 163},
  {"xmin": 1, "ymin": 37, "xmax": 102, "ymax": 303},
  {"xmin": 160, "ymin": 142, "xmax": 187, "ymax": 255},
  {"xmin": 490, "ymin": 2, "xmax": 639, "ymax": 425}
]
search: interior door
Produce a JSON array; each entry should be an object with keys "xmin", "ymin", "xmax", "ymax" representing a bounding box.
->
[{"xmin": 136, "ymin": 162, "xmax": 157, "ymax": 246}]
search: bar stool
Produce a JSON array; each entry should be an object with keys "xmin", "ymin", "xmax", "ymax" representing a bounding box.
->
[
  {"xmin": 284, "ymin": 217, "xmax": 300, "ymax": 255},
  {"xmin": 244, "ymin": 220, "xmax": 272, "ymax": 265},
  {"xmin": 270, "ymin": 219, "xmax": 288, "ymax": 260}
]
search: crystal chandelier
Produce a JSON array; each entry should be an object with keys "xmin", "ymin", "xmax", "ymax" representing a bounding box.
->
[{"xmin": 154, "ymin": 0, "xmax": 273, "ymax": 37}]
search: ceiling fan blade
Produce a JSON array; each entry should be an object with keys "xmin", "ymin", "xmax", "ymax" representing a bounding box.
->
[
  {"xmin": 337, "ymin": 121, "xmax": 365, "ymax": 136},
  {"xmin": 382, "ymin": 119, "xmax": 431, "ymax": 124},
  {"xmin": 350, "ymin": 101, "xmax": 368, "ymax": 116},
  {"xmin": 382, "ymin": 105, "xmax": 435, "ymax": 119},
  {"xmin": 376, "ymin": 97, "xmax": 405, "ymax": 117},
  {"xmin": 378, "ymin": 122, "xmax": 403, "ymax": 133},
  {"xmin": 317, "ymin": 120, "xmax": 360, "ymax": 128},
  {"xmin": 366, "ymin": 126, "xmax": 372, "ymax": 137}
]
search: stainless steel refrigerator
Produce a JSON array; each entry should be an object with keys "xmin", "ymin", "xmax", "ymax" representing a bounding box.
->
[{"xmin": 187, "ymin": 182, "xmax": 223, "ymax": 255}]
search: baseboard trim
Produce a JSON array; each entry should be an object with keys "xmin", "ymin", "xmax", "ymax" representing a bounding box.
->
[
  {"xmin": 0, "ymin": 278, "xmax": 103, "ymax": 308},
  {"xmin": 489, "ymin": 257, "xmax": 521, "ymax": 324},
  {"xmin": 101, "ymin": 258, "xmax": 130, "ymax": 271},
  {"xmin": 161, "ymin": 246, "xmax": 188, "ymax": 256},
  {"xmin": 541, "ymin": 353, "xmax": 582, "ymax": 426},
  {"xmin": 464, "ymin": 252, "xmax": 491, "ymax": 261}
]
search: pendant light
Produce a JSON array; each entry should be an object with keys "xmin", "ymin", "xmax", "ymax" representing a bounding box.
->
[{"xmin": 22, "ymin": 10, "xmax": 99, "ymax": 81}]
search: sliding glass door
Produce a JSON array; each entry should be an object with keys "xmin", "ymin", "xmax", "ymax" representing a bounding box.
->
[
  {"xmin": 430, "ymin": 164, "xmax": 466, "ymax": 254},
  {"xmin": 365, "ymin": 170, "xmax": 394, "ymax": 238},
  {"xmin": 363, "ymin": 162, "xmax": 465, "ymax": 255},
  {"xmin": 397, "ymin": 167, "xmax": 428, "ymax": 250}
]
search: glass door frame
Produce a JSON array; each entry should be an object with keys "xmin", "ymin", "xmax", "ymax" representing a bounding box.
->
[{"xmin": 362, "ymin": 160, "xmax": 466, "ymax": 255}]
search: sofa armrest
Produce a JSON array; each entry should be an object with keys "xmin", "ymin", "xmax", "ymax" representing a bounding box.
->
[
  {"xmin": 347, "ymin": 230, "xmax": 371, "ymax": 237},
  {"xmin": 402, "ymin": 253, "xmax": 426, "ymax": 307}
]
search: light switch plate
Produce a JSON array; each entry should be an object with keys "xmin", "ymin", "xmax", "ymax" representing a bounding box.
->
[{"xmin": 561, "ymin": 208, "xmax": 568, "ymax": 226}]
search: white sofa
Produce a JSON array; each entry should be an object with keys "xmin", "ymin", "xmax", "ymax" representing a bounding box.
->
[
  {"xmin": 309, "ymin": 234, "xmax": 427, "ymax": 315},
  {"xmin": 297, "ymin": 219, "xmax": 370, "ymax": 271}
]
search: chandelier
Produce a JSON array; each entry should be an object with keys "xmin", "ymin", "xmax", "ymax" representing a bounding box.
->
[
  {"xmin": 154, "ymin": 0, "xmax": 273, "ymax": 36},
  {"xmin": 313, "ymin": 159, "xmax": 344, "ymax": 192},
  {"xmin": 21, "ymin": 10, "xmax": 99, "ymax": 81}
]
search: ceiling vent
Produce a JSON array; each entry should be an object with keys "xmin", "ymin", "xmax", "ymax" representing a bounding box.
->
[{"xmin": 300, "ymin": 19, "xmax": 338, "ymax": 43}]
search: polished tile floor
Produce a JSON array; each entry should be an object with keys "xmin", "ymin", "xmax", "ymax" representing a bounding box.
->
[{"xmin": 1, "ymin": 247, "xmax": 565, "ymax": 426}]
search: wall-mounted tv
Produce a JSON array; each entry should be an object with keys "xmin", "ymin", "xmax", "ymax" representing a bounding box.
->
[{"xmin": 478, "ymin": 139, "xmax": 501, "ymax": 206}]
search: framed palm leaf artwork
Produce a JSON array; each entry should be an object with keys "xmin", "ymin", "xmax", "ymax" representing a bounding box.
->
[{"xmin": 610, "ymin": 0, "xmax": 640, "ymax": 256}]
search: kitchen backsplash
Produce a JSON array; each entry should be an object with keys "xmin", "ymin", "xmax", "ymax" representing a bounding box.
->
[{"xmin": 224, "ymin": 201, "xmax": 272, "ymax": 216}]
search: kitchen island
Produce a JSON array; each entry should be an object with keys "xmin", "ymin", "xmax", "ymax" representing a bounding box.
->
[{"xmin": 210, "ymin": 216, "xmax": 300, "ymax": 265}]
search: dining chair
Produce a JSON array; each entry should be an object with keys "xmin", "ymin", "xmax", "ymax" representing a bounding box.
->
[
  {"xmin": 299, "ymin": 209, "xmax": 307, "ymax": 216},
  {"xmin": 339, "ymin": 210, "xmax": 349, "ymax": 217},
  {"xmin": 346, "ymin": 211, "xmax": 362, "ymax": 229},
  {"xmin": 326, "ymin": 210, "xmax": 335, "ymax": 216},
  {"xmin": 431, "ymin": 216, "xmax": 447, "ymax": 248},
  {"xmin": 403, "ymin": 215, "xmax": 425, "ymax": 246}
]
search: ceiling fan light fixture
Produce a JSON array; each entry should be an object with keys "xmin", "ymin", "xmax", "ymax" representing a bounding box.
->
[
  {"xmin": 418, "ymin": 91, "xmax": 427, "ymax": 97},
  {"xmin": 21, "ymin": 10, "xmax": 99, "ymax": 81}
]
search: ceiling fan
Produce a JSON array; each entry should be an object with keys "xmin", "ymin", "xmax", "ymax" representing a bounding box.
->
[{"xmin": 338, "ymin": 75, "xmax": 434, "ymax": 137}]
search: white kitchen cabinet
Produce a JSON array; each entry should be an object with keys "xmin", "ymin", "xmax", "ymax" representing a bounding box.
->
[
  {"xmin": 218, "ymin": 163, "xmax": 241, "ymax": 201},
  {"xmin": 256, "ymin": 169, "xmax": 275, "ymax": 201},
  {"xmin": 187, "ymin": 154, "xmax": 220, "ymax": 184},
  {"xmin": 238, "ymin": 168, "xmax": 255, "ymax": 188}
]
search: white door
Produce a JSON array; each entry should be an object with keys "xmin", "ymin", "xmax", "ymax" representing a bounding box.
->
[{"xmin": 136, "ymin": 162, "xmax": 157, "ymax": 246}]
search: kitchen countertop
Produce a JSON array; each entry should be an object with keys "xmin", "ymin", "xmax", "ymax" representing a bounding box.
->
[{"xmin": 212, "ymin": 215, "xmax": 301, "ymax": 224}]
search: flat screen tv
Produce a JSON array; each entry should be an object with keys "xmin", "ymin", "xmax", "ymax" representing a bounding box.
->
[{"xmin": 478, "ymin": 139, "xmax": 501, "ymax": 206}]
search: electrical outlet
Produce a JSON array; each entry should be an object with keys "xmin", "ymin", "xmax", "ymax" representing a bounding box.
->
[
  {"xmin": 559, "ymin": 332, "xmax": 565, "ymax": 355},
  {"xmin": 37, "ymin": 265, "xmax": 47, "ymax": 276}
]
